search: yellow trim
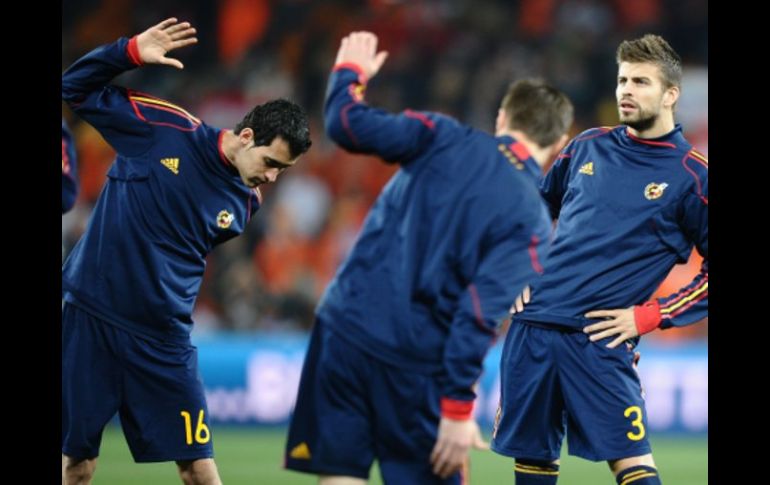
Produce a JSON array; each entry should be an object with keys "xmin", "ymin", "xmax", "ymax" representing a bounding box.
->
[
  {"xmin": 514, "ymin": 465, "xmax": 558, "ymax": 476},
  {"xmin": 690, "ymin": 150, "xmax": 709, "ymax": 164},
  {"xmin": 131, "ymin": 95, "xmax": 201, "ymax": 124},
  {"xmin": 620, "ymin": 472, "xmax": 657, "ymax": 485},
  {"xmin": 620, "ymin": 469, "xmax": 649, "ymax": 480},
  {"xmin": 515, "ymin": 463, "xmax": 552, "ymax": 471},
  {"xmin": 660, "ymin": 282, "xmax": 708, "ymax": 314}
]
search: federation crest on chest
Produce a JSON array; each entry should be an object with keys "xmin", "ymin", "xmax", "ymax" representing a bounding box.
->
[
  {"xmin": 644, "ymin": 182, "xmax": 669, "ymax": 200},
  {"xmin": 217, "ymin": 210, "xmax": 234, "ymax": 229}
]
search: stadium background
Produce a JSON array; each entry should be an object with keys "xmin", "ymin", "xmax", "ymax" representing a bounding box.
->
[{"xmin": 62, "ymin": 0, "xmax": 708, "ymax": 483}]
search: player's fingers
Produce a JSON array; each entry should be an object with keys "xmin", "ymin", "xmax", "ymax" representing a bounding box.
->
[
  {"xmin": 588, "ymin": 327, "xmax": 618, "ymax": 342},
  {"xmin": 160, "ymin": 56, "xmax": 184, "ymax": 69},
  {"xmin": 429, "ymin": 441, "xmax": 443, "ymax": 465},
  {"xmin": 584, "ymin": 309, "xmax": 621, "ymax": 319},
  {"xmin": 515, "ymin": 295, "xmax": 524, "ymax": 313},
  {"xmin": 373, "ymin": 51, "xmax": 388, "ymax": 71},
  {"xmin": 523, "ymin": 285, "xmax": 531, "ymax": 304},
  {"xmin": 156, "ymin": 18, "xmax": 178, "ymax": 30},
  {"xmin": 583, "ymin": 320, "xmax": 614, "ymax": 333},
  {"xmin": 473, "ymin": 435, "xmax": 490, "ymax": 450},
  {"xmin": 166, "ymin": 21, "xmax": 191, "ymax": 35},
  {"xmin": 606, "ymin": 335, "xmax": 627, "ymax": 348},
  {"xmin": 171, "ymin": 37, "xmax": 197, "ymax": 51},
  {"xmin": 170, "ymin": 27, "xmax": 196, "ymax": 41}
]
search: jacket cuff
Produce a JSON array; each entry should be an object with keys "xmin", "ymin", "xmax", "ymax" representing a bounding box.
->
[
  {"xmin": 440, "ymin": 398, "xmax": 474, "ymax": 420},
  {"xmin": 332, "ymin": 62, "xmax": 367, "ymax": 84},
  {"xmin": 127, "ymin": 36, "xmax": 144, "ymax": 66},
  {"xmin": 634, "ymin": 300, "xmax": 662, "ymax": 335}
]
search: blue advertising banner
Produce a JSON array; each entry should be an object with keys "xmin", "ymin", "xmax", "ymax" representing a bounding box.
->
[{"xmin": 196, "ymin": 332, "xmax": 707, "ymax": 433}]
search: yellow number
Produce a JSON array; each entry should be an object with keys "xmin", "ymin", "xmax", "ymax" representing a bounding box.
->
[
  {"xmin": 180, "ymin": 409, "xmax": 211, "ymax": 445},
  {"xmin": 624, "ymin": 406, "xmax": 646, "ymax": 441},
  {"xmin": 180, "ymin": 411, "xmax": 193, "ymax": 445},
  {"xmin": 195, "ymin": 409, "xmax": 211, "ymax": 444}
]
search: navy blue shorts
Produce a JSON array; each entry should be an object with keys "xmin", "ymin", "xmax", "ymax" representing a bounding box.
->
[
  {"xmin": 61, "ymin": 302, "xmax": 214, "ymax": 462},
  {"xmin": 285, "ymin": 318, "xmax": 465, "ymax": 484},
  {"xmin": 491, "ymin": 321, "xmax": 651, "ymax": 462}
]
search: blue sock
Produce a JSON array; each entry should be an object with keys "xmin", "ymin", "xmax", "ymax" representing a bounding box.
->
[
  {"xmin": 514, "ymin": 459, "xmax": 559, "ymax": 484},
  {"xmin": 616, "ymin": 465, "xmax": 661, "ymax": 484}
]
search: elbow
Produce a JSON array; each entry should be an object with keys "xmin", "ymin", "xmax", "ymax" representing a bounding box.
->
[{"xmin": 324, "ymin": 108, "xmax": 358, "ymax": 150}]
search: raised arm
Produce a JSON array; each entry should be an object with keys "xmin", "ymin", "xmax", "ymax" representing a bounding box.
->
[
  {"xmin": 61, "ymin": 18, "xmax": 197, "ymax": 156},
  {"xmin": 324, "ymin": 31, "xmax": 436, "ymax": 163}
]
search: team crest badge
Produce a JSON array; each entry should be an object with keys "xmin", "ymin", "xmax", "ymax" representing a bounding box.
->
[
  {"xmin": 217, "ymin": 210, "xmax": 234, "ymax": 229},
  {"xmin": 644, "ymin": 182, "xmax": 668, "ymax": 200}
]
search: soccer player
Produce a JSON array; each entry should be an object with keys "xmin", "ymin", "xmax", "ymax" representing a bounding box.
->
[
  {"xmin": 491, "ymin": 34, "xmax": 708, "ymax": 485},
  {"xmin": 62, "ymin": 120, "xmax": 78, "ymax": 213},
  {"xmin": 61, "ymin": 18, "xmax": 311, "ymax": 484},
  {"xmin": 284, "ymin": 31, "xmax": 573, "ymax": 485}
]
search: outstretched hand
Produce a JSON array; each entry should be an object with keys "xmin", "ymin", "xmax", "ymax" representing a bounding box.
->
[
  {"xmin": 136, "ymin": 18, "xmax": 198, "ymax": 69},
  {"xmin": 334, "ymin": 31, "xmax": 389, "ymax": 80}
]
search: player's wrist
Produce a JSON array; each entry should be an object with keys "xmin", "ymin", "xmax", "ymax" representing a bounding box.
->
[
  {"xmin": 440, "ymin": 397, "xmax": 474, "ymax": 420},
  {"xmin": 332, "ymin": 62, "xmax": 368, "ymax": 85},
  {"xmin": 634, "ymin": 300, "xmax": 662, "ymax": 335}
]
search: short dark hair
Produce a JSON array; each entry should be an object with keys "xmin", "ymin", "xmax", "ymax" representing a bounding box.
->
[
  {"xmin": 500, "ymin": 79, "xmax": 573, "ymax": 147},
  {"xmin": 235, "ymin": 99, "xmax": 312, "ymax": 158},
  {"xmin": 616, "ymin": 34, "xmax": 682, "ymax": 89}
]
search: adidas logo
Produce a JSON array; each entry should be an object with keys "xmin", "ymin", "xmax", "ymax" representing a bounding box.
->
[
  {"xmin": 289, "ymin": 442, "xmax": 311, "ymax": 459},
  {"xmin": 161, "ymin": 157, "xmax": 179, "ymax": 175},
  {"xmin": 578, "ymin": 162, "xmax": 594, "ymax": 175}
]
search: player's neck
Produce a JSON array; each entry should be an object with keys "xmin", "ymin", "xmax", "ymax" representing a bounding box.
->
[
  {"xmin": 220, "ymin": 130, "xmax": 238, "ymax": 166},
  {"xmin": 626, "ymin": 114, "xmax": 676, "ymax": 139},
  {"xmin": 502, "ymin": 130, "xmax": 552, "ymax": 169}
]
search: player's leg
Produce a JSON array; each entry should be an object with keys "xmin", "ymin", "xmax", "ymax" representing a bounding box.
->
[
  {"xmin": 176, "ymin": 458, "xmax": 222, "ymax": 485},
  {"xmin": 609, "ymin": 455, "xmax": 660, "ymax": 485},
  {"xmin": 62, "ymin": 303, "xmax": 123, "ymax": 484},
  {"xmin": 513, "ymin": 459, "xmax": 561, "ymax": 485},
  {"xmin": 116, "ymin": 330, "xmax": 220, "ymax": 484},
  {"xmin": 558, "ymin": 333, "xmax": 659, "ymax": 483},
  {"xmin": 491, "ymin": 322, "xmax": 565, "ymax": 484},
  {"xmin": 62, "ymin": 455, "xmax": 97, "ymax": 485},
  {"xmin": 284, "ymin": 317, "xmax": 376, "ymax": 481}
]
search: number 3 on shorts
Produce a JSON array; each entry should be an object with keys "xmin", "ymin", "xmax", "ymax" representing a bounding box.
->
[
  {"xmin": 624, "ymin": 405, "xmax": 646, "ymax": 441},
  {"xmin": 180, "ymin": 409, "xmax": 212, "ymax": 445}
]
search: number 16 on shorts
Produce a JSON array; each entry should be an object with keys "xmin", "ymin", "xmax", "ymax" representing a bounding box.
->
[{"xmin": 180, "ymin": 409, "xmax": 211, "ymax": 445}]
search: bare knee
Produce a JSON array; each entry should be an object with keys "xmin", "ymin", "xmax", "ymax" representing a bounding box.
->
[
  {"xmin": 319, "ymin": 476, "xmax": 368, "ymax": 485},
  {"xmin": 176, "ymin": 458, "xmax": 222, "ymax": 485},
  {"xmin": 608, "ymin": 453, "xmax": 656, "ymax": 476},
  {"xmin": 62, "ymin": 455, "xmax": 97, "ymax": 485}
]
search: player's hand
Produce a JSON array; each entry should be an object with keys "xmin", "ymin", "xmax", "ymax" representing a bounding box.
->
[
  {"xmin": 430, "ymin": 418, "xmax": 488, "ymax": 479},
  {"xmin": 334, "ymin": 31, "xmax": 389, "ymax": 80},
  {"xmin": 583, "ymin": 307, "xmax": 638, "ymax": 348},
  {"xmin": 509, "ymin": 285, "xmax": 531, "ymax": 315},
  {"xmin": 136, "ymin": 18, "xmax": 198, "ymax": 69}
]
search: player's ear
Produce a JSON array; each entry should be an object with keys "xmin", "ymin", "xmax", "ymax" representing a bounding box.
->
[
  {"xmin": 663, "ymin": 85, "xmax": 680, "ymax": 110},
  {"xmin": 238, "ymin": 127, "xmax": 254, "ymax": 147},
  {"xmin": 495, "ymin": 109, "xmax": 506, "ymax": 133}
]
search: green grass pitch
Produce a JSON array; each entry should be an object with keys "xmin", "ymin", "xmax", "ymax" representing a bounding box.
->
[{"xmin": 91, "ymin": 425, "xmax": 707, "ymax": 484}]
